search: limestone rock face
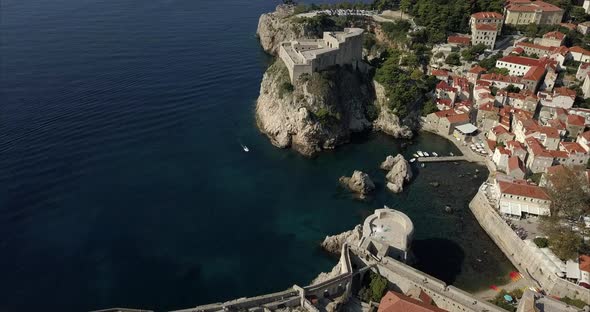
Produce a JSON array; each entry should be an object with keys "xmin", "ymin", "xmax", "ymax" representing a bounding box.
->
[
  {"xmin": 255, "ymin": 61, "xmax": 373, "ymax": 157},
  {"xmin": 320, "ymin": 225, "xmax": 362, "ymax": 254},
  {"xmin": 372, "ymin": 81, "xmax": 413, "ymax": 139},
  {"xmin": 382, "ymin": 154, "xmax": 412, "ymax": 193},
  {"xmin": 256, "ymin": 5, "xmax": 324, "ymax": 55},
  {"xmin": 339, "ymin": 171, "xmax": 375, "ymax": 197}
]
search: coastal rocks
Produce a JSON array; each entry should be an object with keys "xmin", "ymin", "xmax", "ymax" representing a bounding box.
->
[
  {"xmin": 320, "ymin": 225, "xmax": 362, "ymax": 254},
  {"xmin": 381, "ymin": 154, "xmax": 412, "ymax": 194},
  {"xmin": 372, "ymin": 81, "xmax": 413, "ymax": 139},
  {"xmin": 256, "ymin": 5, "xmax": 323, "ymax": 55},
  {"xmin": 255, "ymin": 60, "xmax": 374, "ymax": 157},
  {"xmin": 339, "ymin": 171, "xmax": 375, "ymax": 198},
  {"xmin": 311, "ymin": 262, "xmax": 342, "ymax": 285}
]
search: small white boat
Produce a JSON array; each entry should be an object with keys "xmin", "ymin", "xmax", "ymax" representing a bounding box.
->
[
  {"xmin": 409, "ymin": 158, "xmax": 416, "ymax": 163},
  {"xmin": 450, "ymin": 152, "xmax": 454, "ymax": 156},
  {"xmin": 242, "ymin": 145, "xmax": 249, "ymax": 152},
  {"xmin": 417, "ymin": 151, "xmax": 424, "ymax": 157},
  {"xmin": 421, "ymin": 163, "xmax": 425, "ymax": 168},
  {"xmin": 423, "ymin": 152, "xmax": 430, "ymax": 157},
  {"xmin": 432, "ymin": 152, "xmax": 438, "ymax": 157},
  {"xmin": 413, "ymin": 153, "xmax": 419, "ymax": 158}
]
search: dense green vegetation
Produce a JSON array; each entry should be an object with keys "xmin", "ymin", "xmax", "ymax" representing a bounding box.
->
[
  {"xmin": 279, "ymin": 82, "xmax": 294, "ymax": 99},
  {"xmin": 478, "ymin": 53, "xmax": 503, "ymax": 71},
  {"xmin": 445, "ymin": 52, "xmax": 461, "ymax": 66},
  {"xmin": 489, "ymin": 289, "xmax": 519, "ymax": 312},
  {"xmin": 461, "ymin": 43, "xmax": 487, "ymax": 62},
  {"xmin": 533, "ymin": 237, "xmax": 549, "ymax": 248},
  {"xmin": 540, "ymin": 167, "xmax": 590, "ymax": 260},
  {"xmin": 358, "ymin": 271, "xmax": 389, "ymax": 303},
  {"xmin": 380, "ymin": 20, "xmax": 411, "ymax": 44}
]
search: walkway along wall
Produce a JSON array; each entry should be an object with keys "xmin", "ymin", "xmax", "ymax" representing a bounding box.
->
[{"xmin": 469, "ymin": 190, "xmax": 590, "ymax": 304}]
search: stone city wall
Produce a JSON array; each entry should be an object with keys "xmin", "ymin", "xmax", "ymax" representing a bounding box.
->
[
  {"xmin": 469, "ymin": 190, "xmax": 590, "ymax": 303},
  {"xmin": 349, "ymin": 247, "xmax": 506, "ymax": 312}
]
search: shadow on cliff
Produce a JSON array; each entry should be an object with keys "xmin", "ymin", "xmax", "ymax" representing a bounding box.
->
[{"xmin": 411, "ymin": 238, "xmax": 465, "ymax": 286}]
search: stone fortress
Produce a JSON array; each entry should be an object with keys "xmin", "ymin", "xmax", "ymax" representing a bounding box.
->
[
  {"xmin": 360, "ymin": 208, "xmax": 414, "ymax": 262},
  {"xmin": 278, "ymin": 28, "xmax": 364, "ymax": 83}
]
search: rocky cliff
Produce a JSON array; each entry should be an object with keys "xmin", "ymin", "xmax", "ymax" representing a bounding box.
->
[
  {"xmin": 255, "ymin": 6, "xmax": 413, "ymax": 156},
  {"xmin": 256, "ymin": 5, "xmax": 324, "ymax": 55},
  {"xmin": 320, "ymin": 225, "xmax": 362, "ymax": 254},
  {"xmin": 255, "ymin": 61, "xmax": 375, "ymax": 156}
]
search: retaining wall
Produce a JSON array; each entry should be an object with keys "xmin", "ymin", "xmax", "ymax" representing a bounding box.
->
[{"xmin": 469, "ymin": 190, "xmax": 590, "ymax": 303}]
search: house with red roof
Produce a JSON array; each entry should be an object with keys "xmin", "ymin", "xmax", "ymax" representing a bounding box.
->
[
  {"xmin": 569, "ymin": 46, "xmax": 590, "ymax": 63},
  {"xmin": 469, "ymin": 12, "xmax": 503, "ymax": 49},
  {"xmin": 507, "ymin": 140, "xmax": 528, "ymax": 161},
  {"xmin": 493, "ymin": 176, "xmax": 552, "ymax": 216},
  {"xmin": 577, "ymin": 130, "xmax": 590, "ymax": 152},
  {"xmin": 538, "ymin": 87, "xmax": 577, "ymax": 109},
  {"xmin": 496, "ymin": 55, "xmax": 542, "ymax": 76},
  {"xmin": 378, "ymin": 290, "xmax": 447, "ymax": 312},
  {"xmin": 431, "ymin": 69, "xmax": 450, "ymax": 82},
  {"xmin": 507, "ymin": 156, "xmax": 526, "ymax": 179},
  {"xmin": 501, "ymin": 90, "xmax": 538, "ymax": 112},
  {"xmin": 559, "ymin": 142, "xmax": 590, "ymax": 167},
  {"xmin": 439, "ymin": 112, "xmax": 470, "ymax": 135},
  {"xmin": 479, "ymin": 73, "xmax": 525, "ymax": 90},
  {"xmin": 447, "ymin": 35, "xmax": 471, "ymax": 47},
  {"xmin": 489, "ymin": 125, "xmax": 515, "ymax": 144},
  {"xmin": 452, "ymin": 76, "xmax": 471, "ymax": 100},
  {"xmin": 567, "ymin": 114, "xmax": 587, "ymax": 138},
  {"xmin": 435, "ymin": 81, "xmax": 457, "ymax": 104},
  {"xmin": 467, "ymin": 65, "xmax": 486, "ymax": 84},
  {"xmin": 536, "ymin": 31, "xmax": 566, "ymax": 47},
  {"xmin": 505, "ymin": 0, "xmax": 564, "ymax": 26},
  {"xmin": 525, "ymin": 137, "xmax": 555, "ymax": 173},
  {"xmin": 476, "ymin": 102, "xmax": 500, "ymax": 133},
  {"xmin": 493, "ymin": 146, "xmax": 511, "ymax": 171}
]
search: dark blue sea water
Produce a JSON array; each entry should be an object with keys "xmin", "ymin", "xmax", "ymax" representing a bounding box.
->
[{"xmin": 1, "ymin": 1, "xmax": 513, "ymax": 311}]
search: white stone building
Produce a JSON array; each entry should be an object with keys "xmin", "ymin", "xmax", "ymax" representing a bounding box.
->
[
  {"xmin": 360, "ymin": 207, "xmax": 414, "ymax": 262},
  {"xmin": 279, "ymin": 28, "xmax": 364, "ymax": 83},
  {"xmin": 470, "ymin": 12, "xmax": 503, "ymax": 49},
  {"xmin": 493, "ymin": 177, "xmax": 552, "ymax": 217}
]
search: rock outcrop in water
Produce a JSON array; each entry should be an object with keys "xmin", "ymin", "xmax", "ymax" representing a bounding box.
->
[
  {"xmin": 381, "ymin": 154, "xmax": 412, "ymax": 193},
  {"xmin": 255, "ymin": 5, "xmax": 413, "ymax": 156},
  {"xmin": 320, "ymin": 225, "xmax": 362, "ymax": 254},
  {"xmin": 339, "ymin": 171, "xmax": 375, "ymax": 198}
]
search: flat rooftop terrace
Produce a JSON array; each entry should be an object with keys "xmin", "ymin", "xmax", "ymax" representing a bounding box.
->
[{"xmin": 363, "ymin": 209, "xmax": 413, "ymax": 250}]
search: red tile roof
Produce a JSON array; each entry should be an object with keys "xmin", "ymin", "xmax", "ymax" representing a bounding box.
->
[
  {"xmin": 580, "ymin": 130, "xmax": 590, "ymax": 140},
  {"xmin": 492, "ymin": 125, "xmax": 510, "ymax": 135},
  {"xmin": 539, "ymin": 126, "xmax": 559, "ymax": 139},
  {"xmin": 570, "ymin": 46, "xmax": 590, "ymax": 56},
  {"xmin": 478, "ymin": 102, "xmax": 497, "ymax": 112},
  {"xmin": 554, "ymin": 87, "xmax": 577, "ymax": 99},
  {"xmin": 515, "ymin": 41, "xmax": 556, "ymax": 54},
  {"xmin": 471, "ymin": 12, "xmax": 503, "ymax": 19},
  {"xmin": 508, "ymin": 156, "xmax": 525, "ymax": 173},
  {"xmin": 522, "ymin": 66, "xmax": 546, "ymax": 81},
  {"xmin": 378, "ymin": 291, "xmax": 447, "ymax": 312},
  {"xmin": 469, "ymin": 65, "xmax": 487, "ymax": 74},
  {"xmin": 480, "ymin": 73, "xmax": 522, "ymax": 84},
  {"xmin": 561, "ymin": 142, "xmax": 588, "ymax": 154},
  {"xmin": 580, "ymin": 255, "xmax": 590, "ymax": 273},
  {"xmin": 507, "ymin": 140, "xmax": 526, "ymax": 151},
  {"xmin": 550, "ymin": 150, "xmax": 569, "ymax": 158},
  {"xmin": 436, "ymin": 81, "xmax": 456, "ymax": 92},
  {"xmin": 567, "ymin": 114, "xmax": 586, "ymax": 127},
  {"xmin": 512, "ymin": 47, "xmax": 525, "ymax": 54},
  {"xmin": 560, "ymin": 23, "xmax": 577, "ymax": 31},
  {"xmin": 447, "ymin": 36, "xmax": 471, "ymax": 45},
  {"xmin": 525, "ymin": 137, "xmax": 553, "ymax": 158},
  {"xmin": 445, "ymin": 113, "xmax": 470, "ymax": 124},
  {"xmin": 432, "ymin": 69, "xmax": 449, "ymax": 77},
  {"xmin": 506, "ymin": 0, "xmax": 562, "ymax": 13},
  {"xmin": 543, "ymin": 31, "xmax": 565, "ymax": 41},
  {"xmin": 498, "ymin": 55, "xmax": 542, "ymax": 67},
  {"xmin": 498, "ymin": 180, "xmax": 551, "ymax": 200}
]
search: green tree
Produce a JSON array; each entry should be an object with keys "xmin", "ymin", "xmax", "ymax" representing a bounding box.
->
[
  {"xmin": 445, "ymin": 52, "xmax": 461, "ymax": 66},
  {"xmin": 359, "ymin": 271, "xmax": 389, "ymax": 303},
  {"xmin": 421, "ymin": 99, "xmax": 437, "ymax": 116},
  {"xmin": 400, "ymin": 0, "xmax": 412, "ymax": 14},
  {"xmin": 504, "ymin": 85, "xmax": 521, "ymax": 93}
]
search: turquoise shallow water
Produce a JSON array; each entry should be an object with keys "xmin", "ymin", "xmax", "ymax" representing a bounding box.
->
[{"xmin": 0, "ymin": 0, "xmax": 513, "ymax": 311}]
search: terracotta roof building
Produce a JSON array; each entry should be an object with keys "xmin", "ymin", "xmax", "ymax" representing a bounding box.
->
[
  {"xmin": 505, "ymin": 0, "xmax": 564, "ymax": 26},
  {"xmin": 378, "ymin": 290, "xmax": 447, "ymax": 312}
]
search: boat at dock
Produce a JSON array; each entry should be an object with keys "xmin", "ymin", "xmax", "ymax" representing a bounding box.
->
[
  {"xmin": 413, "ymin": 153, "xmax": 419, "ymax": 158},
  {"xmin": 423, "ymin": 152, "xmax": 430, "ymax": 157},
  {"xmin": 409, "ymin": 158, "xmax": 416, "ymax": 163},
  {"xmin": 432, "ymin": 152, "xmax": 438, "ymax": 157},
  {"xmin": 417, "ymin": 151, "xmax": 424, "ymax": 157},
  {"xmin": 241, "ymin": 144, "xmax": 249, "ymax": 152}
]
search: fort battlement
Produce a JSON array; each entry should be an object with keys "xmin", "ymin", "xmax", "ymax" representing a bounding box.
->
[{"xmin": 278, "ymin": 28, "xmax": 364, "ymax": 83}]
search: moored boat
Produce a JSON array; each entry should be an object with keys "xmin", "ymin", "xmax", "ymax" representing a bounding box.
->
[
  {"xmin": 417, "ymin": 151, "xmax": 424, "ymax": 157},
  {"xmin": 423, "ymin": 152, "xmax": 430, "ymax": 157}
]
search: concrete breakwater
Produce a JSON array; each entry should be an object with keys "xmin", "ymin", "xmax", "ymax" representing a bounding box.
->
[{"xmin": 469, "ymin": 190, "xmax": 590, "ymax": 303}]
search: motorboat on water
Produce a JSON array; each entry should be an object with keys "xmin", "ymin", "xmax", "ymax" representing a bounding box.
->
[
  {"xmin": 413, "ymin": 153, "xmax": 419, "ymax": 158},
  {"xmin": 409, "ymin": 158, "xmax": 416, "ymax": 163},
  {"xmin": 242, "ymin": 144, "xmax": 249, "ymax": 152},
  {"xmin": 423, "ymin": 152, "xmax": 430, "ymax": 157},
  {"xmin": 432, "ymin": 152, "xmax": 438, "ymax": 157},
  {"xmin": 450, "ymin": 152, "xmax": 454, "ymax": 156},
  {"xmin": 417, "ymin": 151, "xmax": 424, "ymax": 157},
  {"xmin": 421, "ymin": 163, "xmax": 425, "ymax": 168}
]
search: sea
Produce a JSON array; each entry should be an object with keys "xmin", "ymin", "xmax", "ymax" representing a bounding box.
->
[{"xmin": 0, "ymin": 0, "xmax": 514, "ymax": 311}]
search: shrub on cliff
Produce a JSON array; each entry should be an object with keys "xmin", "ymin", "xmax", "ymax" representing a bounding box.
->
[
  {"xmin": 279, "ymin": 82, "xmax": 294, "ymax": 99},
  {"xmin": 533, "ymin": 237, "xmax": 548, "ymax": 248}
]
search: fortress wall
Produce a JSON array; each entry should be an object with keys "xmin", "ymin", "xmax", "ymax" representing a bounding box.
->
[
  {"xmin": 349, "ymin": 248, "xmax": 504, "ymax": 312},
  {"xmin": 469, "ymin": 190, "xmax": 590, "ymax": 303}
]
